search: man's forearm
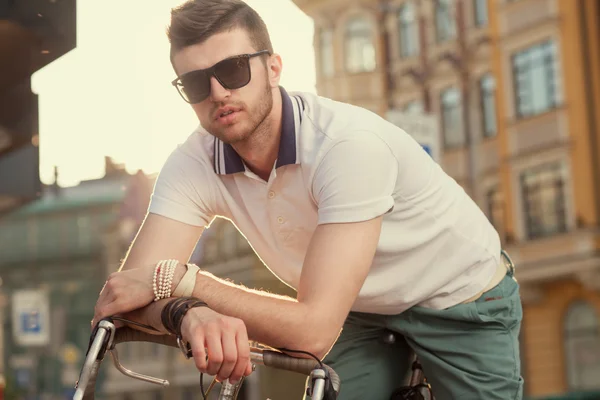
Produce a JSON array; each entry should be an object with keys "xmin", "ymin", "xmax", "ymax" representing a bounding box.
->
[
  {"xmin": 122, "ymin": 298, "xmax": 170, "ymax": 334},
  {"xmin": 118, "ymin": 271, "xmax": 316, "ymax": 352},
  {"xmin": 191, "ymin": 270, "xmax": 328, "ymax": 354}
]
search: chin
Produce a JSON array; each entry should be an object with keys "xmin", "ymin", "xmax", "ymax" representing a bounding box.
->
[{"xmin": 212, "ymin": 124, "xmax": 253, "ymax": 144}]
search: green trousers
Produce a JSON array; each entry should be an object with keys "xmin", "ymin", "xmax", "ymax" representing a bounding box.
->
[{"xmin": 306, "ymin": 273, "xmax": 524, "ymax": 400}]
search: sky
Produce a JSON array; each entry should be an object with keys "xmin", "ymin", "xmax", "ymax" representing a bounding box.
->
[{"xmin": 31, "ymin": 0, "xmax": 316, "ymax": 187}]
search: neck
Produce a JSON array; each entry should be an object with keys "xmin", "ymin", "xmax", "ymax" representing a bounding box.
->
[{"xmin": 232, "ymin": 89, "xmax": 282, "ymax": 181}]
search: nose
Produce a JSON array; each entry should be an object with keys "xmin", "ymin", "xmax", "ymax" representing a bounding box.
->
[{"xmin": 209, "ymin": 76, "xmax": 231, "ymax": 103}]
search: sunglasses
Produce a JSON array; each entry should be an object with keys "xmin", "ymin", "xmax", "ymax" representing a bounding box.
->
[{"xmin": 171, "ymin": 50, "xmax": 271, "ymax": 104}]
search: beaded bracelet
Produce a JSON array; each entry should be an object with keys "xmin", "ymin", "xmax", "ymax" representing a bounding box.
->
[{"xmin": 153, "ymin": 259, "xmax": 178, "ymax": 302}]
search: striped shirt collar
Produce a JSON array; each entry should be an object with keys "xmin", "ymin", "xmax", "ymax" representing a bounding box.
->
[{"xmin": 213, "ymin": 86, "xmax": 305, "ymax": 175}]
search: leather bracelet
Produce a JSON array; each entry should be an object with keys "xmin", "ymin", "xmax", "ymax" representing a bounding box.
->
[
  {"xmin": 160, "ymin": 297, "xmax": 186, "ymax": 334},
  {"xmin": 161, "ymin": 297, "xmax": 208, "ymax": 337}
]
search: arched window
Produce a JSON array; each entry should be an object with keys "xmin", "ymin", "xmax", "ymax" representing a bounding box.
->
[
  {"xmin": 564, "ymin": 301, "xmax": 600, "ymax": 390},
  {"xmin": 344, "ymin": 16, "xmax": 376, "ymax": 73},
  {"xmin": 398, "ymin": 1, "xmax": 419, "ymax": 58},
  {"xmin": 319, "ymin": 27, "xmax": 335, "ymax": 77},
  {"xmin": 440, "ymin": 87, "xmax": 464, "ymax": 148},
  {"xmin": 435, "ymin": 0, "xmax": 456, "ymax": 42}
]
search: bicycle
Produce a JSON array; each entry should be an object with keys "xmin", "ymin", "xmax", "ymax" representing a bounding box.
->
[
  {"xmin": 381, "ymin": 331, "xmax": 435, "ymax": 400},
  {"xmin": 73, "ymin": 317, "xmax": 341, "ymax": 400},
  {"xmin": 72, "ymin": 317, "xmax": 433, "ymax": 400}
]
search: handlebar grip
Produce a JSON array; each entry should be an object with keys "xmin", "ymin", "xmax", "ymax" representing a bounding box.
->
[
  {"xmin": 262, "ymin": 349, "xmax": 319, "ymax": 374},
  {"xmin": 112, "ymin": 327, "xmax": 179, "ymax": 348},
  {"xmin": 111, "ymin": 329, "xmax": 341, "ymax": 397},
  {"xmin": 262, "ymin": 350, "xmax": 341, "ymax": 396},
  {"xmin": 322, "ymin": 365, "xmax": 341, "ymax": 397}
]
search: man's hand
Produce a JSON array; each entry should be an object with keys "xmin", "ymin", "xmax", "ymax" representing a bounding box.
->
[
  {"xmin": 181, "ymin": 307, "xmax": 253, "ymax": 383},
  {"xmin": 93, "ymin": 265, "xmax": 181, "ymax": 327}
]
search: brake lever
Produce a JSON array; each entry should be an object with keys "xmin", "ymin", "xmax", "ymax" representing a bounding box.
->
[{"xmin": 109, "ymin": 347, "xmax": 170, "ymax": 386}]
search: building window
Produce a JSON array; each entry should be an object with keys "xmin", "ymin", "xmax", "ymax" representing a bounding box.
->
[
  {"xmin": 480, "ymin": 74, "xmax": 497, "ymax": 137},
  {"xmin": 435, "ymin": 0, "xmax": 456, "ymax": 42},
  {"xmin": 565, "ymin": 301, "xmax": 600, "ymax": 391},
  {"xmin": 486, "ymin": 186, "xmax": 504, "ymax": 240},
  {"xmin": 398, "ymin": 2, "xmax": 419, "ymax": 58},
  {"xmin": 319, "ymin": 28, "xmax": 335, "ymax": 78},
  {"xmin": 513, "ymin": 41, "xmax": 559, "ymax": 118},
  {"xmin": 404, "ymin": 100, "xmax": 424, "ymax": 114},
  {"xmin": 440, "ymin": 87, "xmax": 464, "ymax": 148},
  {"xmin": 474, "ymin": 0, "xmax": 489, "ymax": 26},
  {"xmin": 345, "ymin": 16, "xmax": 377, "ymax": 73},
  {"xmin": 521, "ymin": 163, "xmax": 567, "ymax": 239}
]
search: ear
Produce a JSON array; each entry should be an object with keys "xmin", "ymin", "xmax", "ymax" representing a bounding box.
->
[{"xmin": 266, "ymin": 53, "xmax": 283, "ymax": 88}]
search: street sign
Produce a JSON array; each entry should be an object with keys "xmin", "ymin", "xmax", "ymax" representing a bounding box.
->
[
  {"xmin": 385, "ymin": 109, "xmax": 441, "ymax": 165},
  {"xmin": 11, "ymin": 289, "xmax": 50, "ymax": 347}
]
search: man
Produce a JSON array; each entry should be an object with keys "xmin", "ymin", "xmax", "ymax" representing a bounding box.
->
[{"xmin": 93, "ymin": 0, "xmax": 524, "ymax": 399}]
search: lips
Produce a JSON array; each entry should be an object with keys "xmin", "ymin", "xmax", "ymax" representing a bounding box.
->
[{"xmin": 214, "ymin": 106, "xmax": 241, "ymax": 121}]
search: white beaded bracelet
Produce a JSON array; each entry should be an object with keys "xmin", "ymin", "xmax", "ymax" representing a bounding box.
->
[
  {"xmin": 153, "ymin": 259, "xmax": 178, "ymax": 302},
  {"xmin": 164, "ymin": 259, "xmax": 176, "ymax": 298},
  {"xmin": 154, "ymin": 260, "xmax": 166, "ymax": 302}
]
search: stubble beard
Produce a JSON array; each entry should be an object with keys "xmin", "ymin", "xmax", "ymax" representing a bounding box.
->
[{"xmin": 212, "ymin": 82, "xmax": 273, "ymax": 146}]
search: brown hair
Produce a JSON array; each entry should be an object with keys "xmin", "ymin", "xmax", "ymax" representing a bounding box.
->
[{"xmin": 167, "ymin": 0, "xmax": 274, "ymax": 63}]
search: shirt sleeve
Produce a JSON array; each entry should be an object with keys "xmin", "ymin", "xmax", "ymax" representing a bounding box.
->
[
  {"xmin": 148, "ymin": 148, "xmax": 216, "ymax": 227},
  {"xmin": 312, "ymin": 133, "xmax": 398, "ymax": 225}
]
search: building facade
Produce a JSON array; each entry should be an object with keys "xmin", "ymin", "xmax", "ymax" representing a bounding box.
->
[
  {"xmin": 292, "ymin": 0, "xmax": 600, "ymax": 398},
  {"xmin": 0, "ymin": 159, "xmax": 141, "ymax": 399},
  {"xmin": 0, "ymin": 157, "xmax": 307, "ymax": 399}
]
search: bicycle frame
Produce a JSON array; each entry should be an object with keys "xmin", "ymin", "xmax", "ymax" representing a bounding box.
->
[
  {"xmin": 73, "ymin": 319, "xmax": 340, "ymax": 400},
  {"xmin": 381, "ymin": 331, "xmax": 434, "ymax": 400}
]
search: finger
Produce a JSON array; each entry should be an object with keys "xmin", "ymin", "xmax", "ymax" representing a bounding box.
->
[
  {"xmin": 205, "ymin": 330, "xmax": 223, "ymax": 377},
  {"xmin": 92, "ymin": 298, "xmax": 121, "ymax": 327},
  {"xmin": 230, "ymin": 327, "xmax": 250, "ymax": 383},
  {"xmin": 216, "ymin": 331, "xmax": 237, "ymax": 382},
  {"xmin": 93, "ymin": 288, "xmax": 117, "ymax": 325},
  {"xmin": 95, "ymin": 279, "xmax": 113, "ymax": 308},
  {"xmin": 190, "ymin": 332, "xmax": 207, "ymax": 373},
  {"xmin": 245, "ymin": 360, "xmax": 253, "ymax": 376}
]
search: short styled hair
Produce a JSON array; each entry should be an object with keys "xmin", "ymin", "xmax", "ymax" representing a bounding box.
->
[{"xmin": 167, "ymin": 0, "xmax": 274, "ymax": 62}]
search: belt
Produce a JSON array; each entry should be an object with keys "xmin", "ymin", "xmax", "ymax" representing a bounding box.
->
[{"xmin": 461, "ymin": 250, "xmax": 516, "ymax": 304}]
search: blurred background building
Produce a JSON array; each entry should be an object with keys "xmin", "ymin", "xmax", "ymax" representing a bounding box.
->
[
  {"xmin": 0, "ymin": 158, "xmax": 145, "ymax": 399},
  {"xmin": 1, "ymin": 0, "xmax": 599, "ymax": 399},
  {"xmin": 292, "ymin": 0, "xmax": 600, "ymax": 398},
  {"xmin": 0, "ymin": 0, "xmax": 76, "ymax": 216},
  {"xmin": 0, "ymin": 157, "xmax": 305, "ymax": 399}
]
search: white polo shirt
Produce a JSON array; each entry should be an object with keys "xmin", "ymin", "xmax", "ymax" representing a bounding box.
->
[{"xmin": 148, "ymin": 87, "xmax": 501, "ymax": 315}]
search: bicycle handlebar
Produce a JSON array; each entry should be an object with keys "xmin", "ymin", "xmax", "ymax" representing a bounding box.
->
[
  {"xmin": 74, "ymin": 321, "xmax": 340, "ymax": 400},
  {"xmin": 113, "ymin": 328, "xmax": 341, "ymax": 393}
]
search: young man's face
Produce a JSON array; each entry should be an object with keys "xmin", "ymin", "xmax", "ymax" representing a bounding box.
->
[{"xmin": 172, "ymin": 28, "xmax": 278, "ymax": 144}]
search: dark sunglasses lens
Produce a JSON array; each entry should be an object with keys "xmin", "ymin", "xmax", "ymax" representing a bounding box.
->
[
  {"xmin": 179, "ymin": 70, "xmax": 211, "ymax": 103},
  {"xmin": 215, "ymin": 57, "xmax": 251, "ymax": 89}
]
